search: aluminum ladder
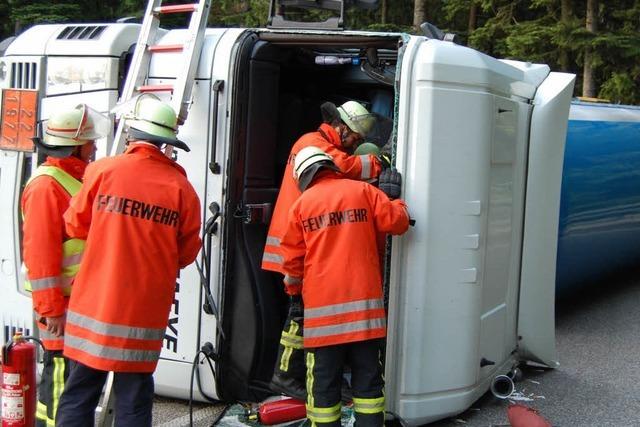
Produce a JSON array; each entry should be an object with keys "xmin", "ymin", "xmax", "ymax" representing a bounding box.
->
[{"xmin": 110, "ymin": 0, "xmax": 212, "ymax": 156}]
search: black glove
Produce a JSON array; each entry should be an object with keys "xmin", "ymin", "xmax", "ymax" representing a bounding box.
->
[
  {"xmin": 289, "ymin": 295, "xmax": 303, "ymax": 317},
  {"xmin": 379, "ymin": 168, "xmax": 402, "ymax": 199},
  {"xmin": 377, "ymin": 152, "xmax": 392, "ymax": 169}
]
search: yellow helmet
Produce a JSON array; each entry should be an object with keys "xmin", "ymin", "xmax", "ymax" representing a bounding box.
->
[{"xmin": 337, "ymin": 101, "xmax": 375, "ymax": 137}]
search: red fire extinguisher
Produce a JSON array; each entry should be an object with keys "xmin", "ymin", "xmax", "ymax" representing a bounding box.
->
[
  {"xmin": 248, "ymin": 397, "xmax": 307, "ymax": 425},
  {"xmin": 1, "ymin": 332, "xmax": 37, "ymax": 427}
]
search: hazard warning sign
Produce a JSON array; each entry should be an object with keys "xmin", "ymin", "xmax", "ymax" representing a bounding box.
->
[{"xmin": 0, "ymin": 89, "xmax": 37, "ymax": 151}]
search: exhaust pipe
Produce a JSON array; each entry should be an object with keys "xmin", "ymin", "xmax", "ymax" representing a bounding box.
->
[{"xmin": 490, "ymin": 374, "xmax": 514, "ymax": 399}]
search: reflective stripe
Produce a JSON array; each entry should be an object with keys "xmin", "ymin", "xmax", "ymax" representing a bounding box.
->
[
  {"xmin": 305, "ymin": 402, "xmax": 342, "ymax": 423},
  {"xmin": 265, "ymin": 236, "xmax": 281, "ymax": 246},
  {"xmin": 305, "ymin": 317, "xmax": 386, "ymax": 338},
  {"xmin": 38, "ymin": 327, "xmax": 64, "ymax": 342},
  {"xmin": 52, "ymin": 356, "xmax": 65, "ymax": 419},
  {"xmin": 279, "ymin": 320, "xmax": 300, "ymax": 371},
  {"xmin": 65, "ymin": 333, "xmax": 161, "ymax": 362},
  {"xmin": 359, "ymin": 155, "xmax": 371, "ymax": 179},
  {"xmin": 280, "ymin": 330, "xmax": 304, "ymax": 350},
  {"xmin": 27, "ymin": 166, "xmax": 81, "ymax": 196},
  {"xmin": 284, "ymin": 274, "xmax": 302, "ymax": 286},
  {"xmin": 305, "ymin": 298, "xmax": 384, "ymax": 319},
  {"xmin": 67, "ymin": 310, "xmax": 165, "ymax": 341},
  {"xmin": 28, "ymin": 277, "xmax": 59, "ymax": 291},
  {"xmin": 36, "ymin": 401, "xmax": 55, "ymax": 426},
  {"xmin": 61, "ymin": 252, "xmax": 83, "ymax": 268},
  {"xmin": 262, "ymin": 252, "xmax": 284, "ymax": 265},
  {"xmin": 353, "ymin": 396, "xmax": 385, "ymax": 414},
  {"xmin": 306, "ymin": 352, "xmax": 316, "ymax": 408}
]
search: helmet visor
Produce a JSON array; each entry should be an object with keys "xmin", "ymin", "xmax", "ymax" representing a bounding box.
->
[
  {"xmin": 75, "ymin": 104, "xmax": 110, "ymax": 140},
  {"xmin": 349, "ymin": 112, "xmax": 393, "ymax": 146}
]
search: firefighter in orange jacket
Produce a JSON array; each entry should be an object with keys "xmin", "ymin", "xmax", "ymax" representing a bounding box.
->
[
  {"xmin": 55, "ymin": 94, "xmax": 202, "ymax": 427},
  {"xmin": 280, "ymin": 146, "xmax": 410, "ymax": 427},
  {"xmin": 21, "ymin": 104, "xmax": 110, "ymax": 427},
  {"xmin": 265, "ymin": 101, "xmax": 386, "ymax": 399}
]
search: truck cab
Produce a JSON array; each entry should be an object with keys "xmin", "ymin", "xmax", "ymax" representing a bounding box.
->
[{"xmin": 0, "ymin": 3, "xmax": 575, "ymax": 424}]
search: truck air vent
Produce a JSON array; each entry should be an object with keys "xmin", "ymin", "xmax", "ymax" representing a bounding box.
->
[
  {"xmin": 10, "ymin": 62, "xmax": 38, "ymax": 89},
  {"xmin": 57, "ymin": 25, "xmax": 107, "ymax": 40}
]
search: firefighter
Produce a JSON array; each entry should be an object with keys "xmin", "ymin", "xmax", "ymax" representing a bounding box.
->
[
  {"xmin": 55, "ymin": 94, "xmax": 202, "ymax": 427},
  {"xmin": 265, "ymin": 101, "xmax": 386, "ymax": 399},
  {"xmin": 280, "ymin": 146, "xmax": 410, "ymax": 427},
  {"xmin": 21, "ymin": 104, "xmax": 110, "ymax": 427}
]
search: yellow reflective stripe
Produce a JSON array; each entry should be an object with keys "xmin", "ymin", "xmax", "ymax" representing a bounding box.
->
[
  {"xmin": 306, "ymin": 352, "xmax": 315, "ymax": 409},
  {"xmin": 52, "ymin": 356, "xmax": 65, "ymax": 419},
  {"xmin": 27, "ymin": 166, "xmax": 81, "ymax": 196},
  {"xmin": 36, "ymin": 401, "xmax": 56, "ymax": 426},
  {"xmin": 352, "ymin": 396, "xmax": 385, "ymax": 414},
  {"xmin": 279, "ymin": 320, "xmax": 300, "ymax": 371},
  {"xmin": 305, "ymin": 402, "xmax": 341, "ymax": 423}
]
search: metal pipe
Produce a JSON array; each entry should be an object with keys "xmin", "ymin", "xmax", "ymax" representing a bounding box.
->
[{"xmin": 490, "ymin": 374, "xmax": 514, "ymax": 399}]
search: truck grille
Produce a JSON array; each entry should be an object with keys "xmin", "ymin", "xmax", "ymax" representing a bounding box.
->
[
  {"xmin": 10, "ymin": 61, "xmax": 38, "ymax": 89},
  {"xmin": 2, "ymin": 315, "xmax": 32, "ymax": 343}
]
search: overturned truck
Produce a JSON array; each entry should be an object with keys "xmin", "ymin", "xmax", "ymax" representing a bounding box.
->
[{"xmin": 0, "ymin": 1, "xmax": 574, "ymax": 424}]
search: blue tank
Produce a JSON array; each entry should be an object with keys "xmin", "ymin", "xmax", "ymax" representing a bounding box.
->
[{"xmin": 556, "ymin": 101, "xmax": 640, "ymax": 294}]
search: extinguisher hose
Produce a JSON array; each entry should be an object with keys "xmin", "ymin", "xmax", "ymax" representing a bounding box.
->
[{"xmin": 21, "ymin": 336, "xmax": 46, "ymax": 352}]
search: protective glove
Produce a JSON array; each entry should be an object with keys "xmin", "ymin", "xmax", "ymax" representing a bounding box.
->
[
  {"xmin": 378, "ymin": 168, "xmax": 402, "ymax": 199},
  {"xmin": 377, "ymin": 152, "xmax": 392, "ymax": 170},
  {"xmin": 289, "ymin": 295, "xmax": 303, "ymax": 318}
]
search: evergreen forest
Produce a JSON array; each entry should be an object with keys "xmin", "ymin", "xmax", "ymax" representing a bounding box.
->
[{"xmin": 1, "ymin": 0, "xmax": 638, "ymax": 104}]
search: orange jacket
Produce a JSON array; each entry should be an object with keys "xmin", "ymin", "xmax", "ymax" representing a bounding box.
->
[
  {"xmin": 21, "ymin": 156, "xmax": 88, "ymax": 350},
  {"xmin": 280, "ymin": 173, "xmax": 409, "ymax": 348},
  {"xmin": 262, "ymin": 123, "xmax": 382, "ymax": 274},
  {"xmin": 62, "ymin": 143, "xmax": 202, "ymax": 372}
]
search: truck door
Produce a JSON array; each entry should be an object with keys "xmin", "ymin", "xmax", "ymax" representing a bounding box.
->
[{"xmin": 518, "ymin": 72, "xmax": 575, "ymax": 367}]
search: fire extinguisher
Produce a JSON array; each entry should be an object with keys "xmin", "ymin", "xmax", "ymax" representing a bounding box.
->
[
  {"xmin": 1, "ymin": 332, "xmax": 37, "ymax": 427},
  {"xmin": 247, "ymin": 397, "xmax": 307, "ymax": 425}
]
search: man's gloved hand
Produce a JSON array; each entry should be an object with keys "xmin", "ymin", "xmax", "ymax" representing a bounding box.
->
[
  {"xmin": 377, "ymin": 152, "xmax": 391, "ymax": 170},
  {"xmin": 289, "ymin": 294, "xmax": 303, "ymax": 317},
  {"xmin": 379, "ymin": 168, "xmax": 402, "ymax": 199}
]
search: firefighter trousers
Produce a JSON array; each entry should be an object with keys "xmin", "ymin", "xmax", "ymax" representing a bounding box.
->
[
  {"xmin": 55, "ymin": 360, "xmax": 154, "ymax": 427},
  {"xmin": 36, "ymin": 350, "xmax": 69, "ymax": 427},
  {"xmin": 305, "ymin": 339, "xmax": 385, "ymax": 427},
  {"xmin": 271, "ymin": 299, "xmax": 306, "ymax": 400}
]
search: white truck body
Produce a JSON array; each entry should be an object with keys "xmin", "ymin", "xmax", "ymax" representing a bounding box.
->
[{"xmin": 0, "ymin": 20, "xmax": 574, "ymax": 425}]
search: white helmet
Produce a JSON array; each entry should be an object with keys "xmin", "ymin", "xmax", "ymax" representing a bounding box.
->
[
  {"xmin": 36, "ymin": 104, "xmax": 110, "ymax": 157},
  {"xmin": 337, "ymin": 101, "xmax": 375, "ymax": 137},
  {"xmin": 293, "ymin": 146, "xmax": 339, "ymax": 191}
]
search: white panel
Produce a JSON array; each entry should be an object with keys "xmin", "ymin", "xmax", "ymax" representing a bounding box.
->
[{"xmin": 518, "ymin": 72, "xmax": 576, "ymax": 367}]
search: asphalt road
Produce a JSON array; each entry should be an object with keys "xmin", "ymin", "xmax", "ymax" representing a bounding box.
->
[{"xmin": 153, "ymin": 270, "xmax": 640, "ymax": 427}]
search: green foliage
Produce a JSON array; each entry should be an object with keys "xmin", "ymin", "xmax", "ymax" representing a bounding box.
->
[{"xmin": 0, "ymin": 0, "xmax": 638, "ymax": 104}]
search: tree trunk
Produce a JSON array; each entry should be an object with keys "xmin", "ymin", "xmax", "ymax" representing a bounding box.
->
[
  {"xmin": 381, "ymin": 0, "xmax": 387, "ymax": 25},
  {"xmin": 583, "ymin": 0, "xmax": 597, "ymax": 98},
  {"xmin": 559, "ymin": 0, "xmax": 571, "ymax": 72},
  {"xmin": 413, "ymin": 0, "xmax": 426, "ymax": 30},
  {"xmin": 468, "ymin": 2, "xmax": 477, "ymax": 34}
]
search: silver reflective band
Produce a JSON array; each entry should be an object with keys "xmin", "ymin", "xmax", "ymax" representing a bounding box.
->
[
  {"xmin": 29, "ymin": 277, "xmax": 60, "ymax": 291},
  {"xmin": 67, "ymin": 310, "xmax": 165, "ymax": 341},
  {"xmin": 38, "ymin": 328, "xmax": 63, "ymax": 341},
  {"xmin": 284, "ymin": 275, "xmax": 302, "ymax": 285},
  {"xmin": 262, "ymin": 252, "xmax": 284, "ymax": 264},
  {"xmin": 62, "ymin": 253, "xmax": 83, "ymax": 268},
  {"xmin": 265, "ymin": 236, "xmax": 281, "ymax": 247},
  {"xmin": 65, "ymin": 333, "xmax": 161, "ymax": 362},
  {"xmin": 305, "ymin": 317, "xmax": 386, "ymax": 338},
  {"xmin": 305, "ymin": 298, "xmax": 384, "ymax": 319},
  {"xmin": 359, "ymin": 155, "xmax": 371, "ymax": 179}
]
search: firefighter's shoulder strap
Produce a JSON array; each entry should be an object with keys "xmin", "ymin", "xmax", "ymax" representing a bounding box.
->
[
  {"xmin": 110, "ymin": 0, "xmax": 212, "ymax": 156},
  {"xmin": 26, "ymin": 166, "xmax": 81, "ymax": 196}
]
